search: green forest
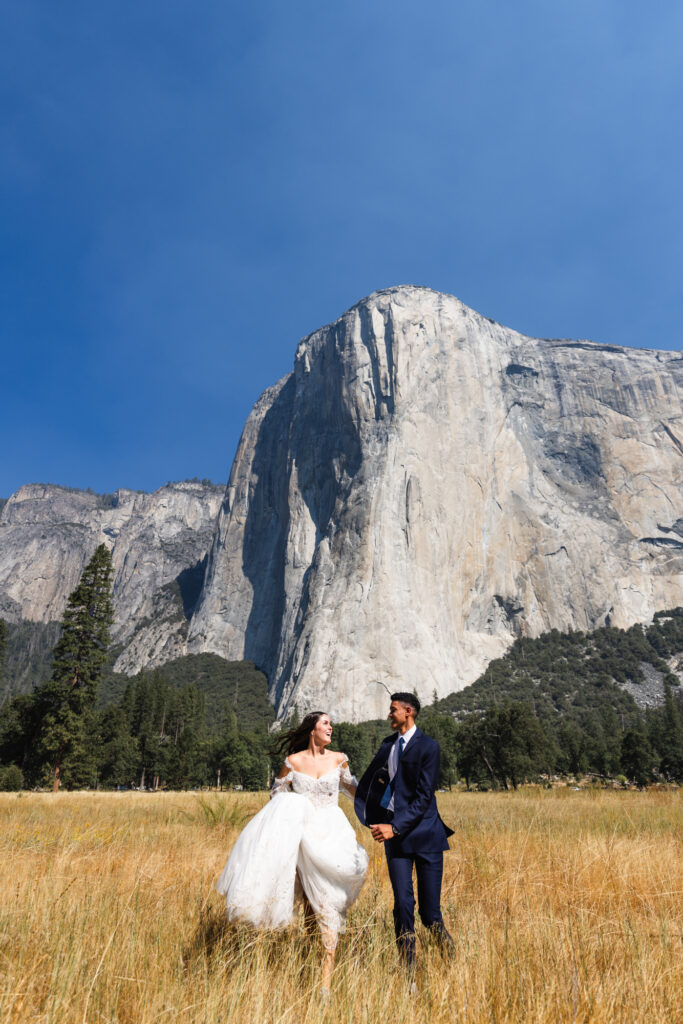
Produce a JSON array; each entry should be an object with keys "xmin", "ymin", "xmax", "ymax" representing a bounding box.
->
[{"xmin": 0, "ymin": 546, "xmax": 682, "ymax": 791}]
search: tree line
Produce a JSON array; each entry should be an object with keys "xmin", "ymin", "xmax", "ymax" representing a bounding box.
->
[
  {"xmin": 0, "ymin": 547, "xmax": 681, "ymax": 790},
  {"xmin": 0, "ymin": 546, "xmax": 273, "ymax": 791}
]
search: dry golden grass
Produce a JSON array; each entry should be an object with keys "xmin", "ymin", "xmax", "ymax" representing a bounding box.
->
[{"xmin": 0, "ymin": 787, "xmax": 680, "ymax": 1024}]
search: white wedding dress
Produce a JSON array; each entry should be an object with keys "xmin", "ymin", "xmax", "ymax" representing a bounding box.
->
[{"xmin": 216, "ymin": 756, "xmax": 369, "ymax": 948}]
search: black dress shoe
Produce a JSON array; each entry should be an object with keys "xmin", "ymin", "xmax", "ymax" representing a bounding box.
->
[
  {"xmin": 428, "ymin": 921, "xmax": 455, "ymax": 956},
  {"xmin": 397, "ymin": 930, "xmax": 417, "ymax": 971}
]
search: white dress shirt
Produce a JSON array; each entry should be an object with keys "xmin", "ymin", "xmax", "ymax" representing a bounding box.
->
[{"xmin": 387, "ymin": 724, "xmax": 417, "ymax": 812}]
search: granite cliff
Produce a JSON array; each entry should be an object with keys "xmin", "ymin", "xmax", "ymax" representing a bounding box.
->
[
  {"xmin": 0, "ymin": 481, "xmax": 223, "ymax": 676},
  {"xmin": 3, "ymin": 287, "xmax": 681, "ymax": 721},
  {"xmin": 187, "ymin": 286, "xmax": 683, "ymax": 721}
]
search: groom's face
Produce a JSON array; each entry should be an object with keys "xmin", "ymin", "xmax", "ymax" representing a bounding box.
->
[{"xmin": 388, "ymin": 701, "xmax": 411, "ymax": 730}]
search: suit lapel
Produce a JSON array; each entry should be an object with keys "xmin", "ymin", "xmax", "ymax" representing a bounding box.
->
[
  {"xmin": 392, "ymin": 729, "xmax": 422, "ymax": 811},
  {"xmin": 397, "ymin": 727, "xmax": 423, "ymax": 767},
  {"xmin": 374, "ymin": 735, "xmax": 396, "ymax": 771}
]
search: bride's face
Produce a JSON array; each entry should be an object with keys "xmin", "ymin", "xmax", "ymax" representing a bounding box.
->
[{"xmin": 312, "ymin": 714, "xmax": 333, "ymax": 747}]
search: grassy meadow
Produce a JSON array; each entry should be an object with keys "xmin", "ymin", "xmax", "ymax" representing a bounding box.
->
[{"xmin": 0, "ymin": 787, "xmax": 680, "ymax": 1024}]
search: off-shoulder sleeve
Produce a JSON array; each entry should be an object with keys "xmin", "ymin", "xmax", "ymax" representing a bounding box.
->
[
  {"xmin": 270, "ymin": 767, "xmax": 293, "ymax": 798},
  {"xmin": 338, "ymin": 755, "xmax": 358, "ymax": 798}
]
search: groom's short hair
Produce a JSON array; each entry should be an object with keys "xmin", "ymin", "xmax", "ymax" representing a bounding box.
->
[{"xmin": 391, "ymin": 692, "xmax": 420, "ymax": 717}]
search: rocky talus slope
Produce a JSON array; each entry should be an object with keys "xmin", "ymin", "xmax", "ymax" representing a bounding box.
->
[
  {"xmin": 0, "ymin": 482, "xmax": 223, "ymax": 674},
  {"xmin": 187, "ymin": 286, "xmax": 683, "ymax": 721}
]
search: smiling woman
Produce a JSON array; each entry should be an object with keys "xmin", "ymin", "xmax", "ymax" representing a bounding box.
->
[
  {"xmin": 276, "ymin": 711, "xmax": 332, "ymax": 764},
  {"xmin": 215, "ymin": 710, "xmax": 369, "ymax": 997}
]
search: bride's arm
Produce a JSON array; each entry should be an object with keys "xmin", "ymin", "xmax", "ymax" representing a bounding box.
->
[
  {"xmin": 338, "ymin": 755, "xmax": 358, "ymax": 798},
  {"xmin": 270, "ymin": 762, "xmax": 293, "ymax": 799}
]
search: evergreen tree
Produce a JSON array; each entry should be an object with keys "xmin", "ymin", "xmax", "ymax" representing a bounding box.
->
[
  {"xmin": 97, "ymin": 704, "xmax": 139, "ymax": 788},
  {"xmin": 420, "ymin": 713, "xmax": 459, "ymax": 788},
  {"xmin": 485, "ymin": 703, "xmax": 553, "ymax": 789},
  {"xmin": 556, "ymin": 720, "xmax": 589, "ymax": 776},
  {"xmin": 620, "ymin": 729, "xmax": 653, "ymax": 787},
  {"xmin": 453, "ymin": 715, "xmax": 485, "ymax": 789},
  {"xmin": 0, "ymin": 692, "xmax": 41, "ymax": 780},
  {"xmin": 217, "ymin": 704, "xmax": 269, "ymax": 791},
  {"xmin": 34, "ymin": 544, "xmax": 114, "ymax": 790},
  {"xmin": 129, "ymin": 671, "xmax": 168, "ymax": 789},
  {"xmin": 659, "ymin": 682, "xmax": 683, "ymax": 780},
  {"xmin": 51, "ymin": 545, "xmax": 114, "ymax": 699}
]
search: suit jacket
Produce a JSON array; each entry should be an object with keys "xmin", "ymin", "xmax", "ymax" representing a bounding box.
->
[{"xmin": 354, "ymin": 728, "xmax": 453, "ymax": 855}]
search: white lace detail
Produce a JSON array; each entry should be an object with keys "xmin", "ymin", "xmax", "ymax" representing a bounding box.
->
[
  {"xmin": 278, "ymin": 756, "xmax": 358, "ymax": 808},
  {"xmin": 270, "ymin": 771, "xmax": 293, "ymax": 798},
  {"xmin": 339, "ymin": 761, "xmax": 358, "ymax": 799}
]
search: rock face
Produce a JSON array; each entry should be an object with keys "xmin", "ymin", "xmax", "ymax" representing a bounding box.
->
[
  {"xmin": 188, "ymin": 286, "xmax": 683, "ymax": 722},
  {"xmin": 4, "ymin": 287, "xmax": 682, "ymax": 721},
  {"xmin": 0, "ymin": 482, "xmax": 223, "ymax": 673}
]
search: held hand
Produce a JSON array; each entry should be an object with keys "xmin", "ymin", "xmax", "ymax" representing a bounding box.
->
[{"xmin": 370, "ymin": 823, "xmax": 395, "ymax": 843}]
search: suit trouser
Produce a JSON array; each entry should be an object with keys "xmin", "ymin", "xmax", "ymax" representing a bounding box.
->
[{"xmin": 385, "ymin": 844, "xmax": 444, "ymax": 965}]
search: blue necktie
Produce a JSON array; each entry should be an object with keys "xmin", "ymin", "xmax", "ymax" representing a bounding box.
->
[{"xmin": 380, "ymin": 736, "xmax": 405, "ymax": 809}]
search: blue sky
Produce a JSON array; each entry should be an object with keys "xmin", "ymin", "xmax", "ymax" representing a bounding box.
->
[{"xmin": 2, "ymin": 1, "xmax": 682, "ymax": 496}]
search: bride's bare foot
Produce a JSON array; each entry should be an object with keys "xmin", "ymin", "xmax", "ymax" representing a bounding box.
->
[
  {"xmin": 321, "ymin": 947, "xmax": 334, "ymax": 990},
  {"xmin": 320, "ymin": 926, "xmax": 336, "ymax": 994}
]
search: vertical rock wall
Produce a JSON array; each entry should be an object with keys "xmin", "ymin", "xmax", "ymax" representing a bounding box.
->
[
  {"xmin": 0, "ymin": 481, "xmax": 223, "ymax": 673},
  {"xmin": 188, "ymin": 286, "xmax": 683, "ymax": 721}
]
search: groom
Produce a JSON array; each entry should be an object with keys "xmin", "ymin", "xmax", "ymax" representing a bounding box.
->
[{"xmin": 355, "ymin": 692, "xmax": 454, "ymax": 969}]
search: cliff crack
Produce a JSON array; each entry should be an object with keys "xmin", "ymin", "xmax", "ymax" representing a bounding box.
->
[
  {"xmin": 660, "ymin": 421, "xmax": 683, "ymax": 456},
  {"xmin": 543, "ymin": 546, "xmax": 569, "ymax": 558}
]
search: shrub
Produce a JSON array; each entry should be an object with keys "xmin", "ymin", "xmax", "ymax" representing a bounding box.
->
[{"xmin": 0, "ymin": 764, "xmax": 24, "ymax": 790}]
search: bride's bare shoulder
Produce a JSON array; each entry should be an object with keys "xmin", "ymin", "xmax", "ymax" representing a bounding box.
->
[
  {"xmin": 286, "ymin": 751, "xmax": 304, "ymax": 770},
  {"xmin": 334, "ymin": 751, "xmax": 349, "ymax": 767}
]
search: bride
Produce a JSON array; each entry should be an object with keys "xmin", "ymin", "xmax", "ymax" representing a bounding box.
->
[{"xmin": 216, "ymin": 711, "xmax": 369, "ymax": 992}]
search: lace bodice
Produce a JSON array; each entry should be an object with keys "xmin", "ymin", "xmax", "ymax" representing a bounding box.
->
[{"xmin": 271, "ymin": 755, "xmax": 357, "ymax": 808}]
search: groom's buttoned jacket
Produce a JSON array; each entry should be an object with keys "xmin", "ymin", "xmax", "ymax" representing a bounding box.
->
[{"xmin": 355, "ymin": 729, "xmax": 453, "ymax": 854}]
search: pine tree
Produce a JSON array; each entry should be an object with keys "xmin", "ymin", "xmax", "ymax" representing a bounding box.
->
[
  {"xmin": 96, "ymin": 702, "xmax": 140, "ymax": 789},
  {"xmin": 35, "ymin": 544, "xmax": 114, "ymax": 790},
  {"xmin": 51, "ymin": 545, "xmax": 114, "ymax": 699},
  {"xmin": 620, "ymin": 729, "xmax": 653, "ymax": 787},
  {"xmin": 659, "ymin": 682, "xmax": 683, "ymax": 780}
]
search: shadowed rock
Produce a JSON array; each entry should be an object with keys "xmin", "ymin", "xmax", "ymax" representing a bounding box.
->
[{"xmin": 0, "ymin": 481, "xmax": 223, "ymax": 673}]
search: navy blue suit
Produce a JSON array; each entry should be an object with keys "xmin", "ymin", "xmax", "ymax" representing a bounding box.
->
[{"xmin": 355, "ymin": 729, "xmax": 453, "ymax": 964}]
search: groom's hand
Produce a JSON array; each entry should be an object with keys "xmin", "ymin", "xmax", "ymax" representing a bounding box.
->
[{"xmin": 370, "ymin": 824, "xmax": 394, "ymax": 843}]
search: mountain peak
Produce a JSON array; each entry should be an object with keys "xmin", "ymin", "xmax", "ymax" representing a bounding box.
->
[{"xmin": 188, "ymin": 287, "xmax": 683, "ymax": 721}]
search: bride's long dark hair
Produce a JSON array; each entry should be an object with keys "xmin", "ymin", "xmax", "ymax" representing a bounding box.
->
[{"xmin": 274, "ymin": 711, "xmax": 327, "ymax": 756}]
